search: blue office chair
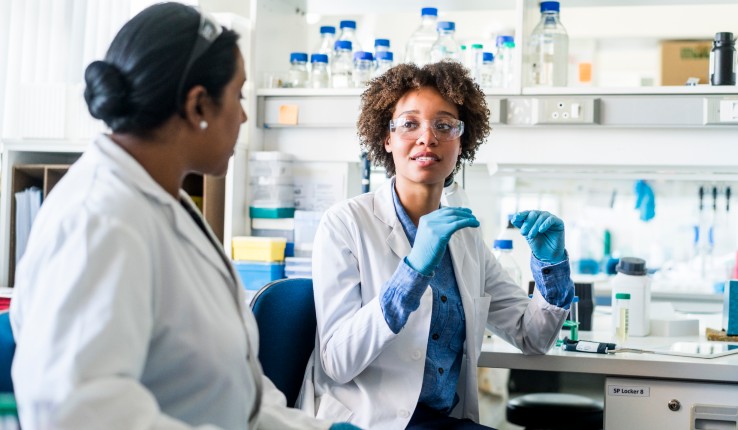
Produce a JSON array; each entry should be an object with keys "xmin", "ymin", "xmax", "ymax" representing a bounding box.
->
[
  {"xmin": 0, "ymin": 311, "xmax": 16, "ymax": 393},
  {"xmin": 250, "ymin": 278, "xmax": 316, "ymax": 408}
]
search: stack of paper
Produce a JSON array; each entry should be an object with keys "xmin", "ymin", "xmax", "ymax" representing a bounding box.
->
[{"xmin": 15, "ymin": 187, "xmax": 42, "ymax": 264}]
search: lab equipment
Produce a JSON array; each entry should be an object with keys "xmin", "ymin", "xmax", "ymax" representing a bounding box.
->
[
  {"xmin": 709, "ymin": 32, "xmax": 736, "ymax": 86},
  {"xmin": 495, "ymin": 35, "xmax": 515, "ymax": 88},
  {"xmin": 373, "ymin": 51, "xmax": 394, "ymax": 78},
  {"xmin": 510, "ymin": 210, "xmax": 565, "ymax": 264},
  {"xmin": 527, "ymin": 1, "xmax": 569, "ymax": 86},
  {"xmin": 0, "ymin": 394, "xmax": 19, "ymax": 430},
  {"xmin": 478, "ymin": 52, "xmax": 496, "ymax": 90},
  {"xmin": 569, "ymin": 295, "xmax": 579, "ymax": 325},
  {"xmin": 611, "ymin": 257, "xmax": 650, "ymax": 336},
  {"xmin": 723, "ymin": 279, "xmax": 738, "ymax": 335},
  {"xmin": 0, "ymin": 311, "xmax": 15, "ymax": 393},
  {"xmin": 430, "ymin": 21, "xmax": 460, "ymax": 63},
  {"xmin": 574, "ymin": 283, "xmax": 595, "ymax": 331},
  {"xmin": 406, "ymin": 207, "xmax": 480, "ymax": 276},
  {"xmin": 287, "ymin": 52, "xmax": 308, "ymax": 88},
  {"xmin": 614, "ymin": 292, "xmax": 631, "ymax": 345},
  {"xmin": 309, "ymin": 54, "xmax": 330, "ymax": 89},
  {"xmin": 405, "ymin": 7, "xmax": 438, "ymax": 66},
  {"xmin": 331, "ymin": 40, "xmax": 353, "ymax": 88},
  {"xmin": 337, "ymin": 20, "xmax": 361, "ymax": 52},
  {"xmin": 314, "ymin": 26, "xmax": 336, "ymax": 61},
  {"xmin": 562, "ymin": 338, "xmax": 616, "ymax": 354},
  {"xmin": 493, "ymin": 239, "xmax": 522, "ymax": 290},
  {"xmin": 374, "ymin": 38, "xmax": 390, "ymax": 53},
  {"xmin": 468, "ymin": 43, "xmax": 484, "ymax": 79},
  {"xmin": 352, "ymin": 51, "xmax": 374, "ymax": 87}
]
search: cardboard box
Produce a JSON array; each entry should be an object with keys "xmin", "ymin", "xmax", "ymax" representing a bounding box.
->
[{"xmin": 660, "ymin": 40, "xmax": 711, "ymax": 86}]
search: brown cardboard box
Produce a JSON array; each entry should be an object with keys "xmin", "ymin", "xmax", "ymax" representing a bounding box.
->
[{"xmin": 660, "ymin": 40, "xmax": 711, "ymax": 85}]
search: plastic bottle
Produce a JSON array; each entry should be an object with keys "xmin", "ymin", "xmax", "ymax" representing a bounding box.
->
[
  {"xmin": 352, "ymin": 51, "xmax": 374, "ymax": 87},
  {"xmin": 610, "ymin": 257, "xmax": 650, "ymax": 337},
  {"xmin": 527, "ymin": 1, "xmax": 569, "ymax": 87},
  {"xmin": 493, "ymin": 239, "xmax": 523, "ymax": 290},
  {"xmin": 309, "ymin": 53, "xmax": 330, "ymax": 89},
  {"xmin": 495, "ymin": 35, "xmax": 515, "ymax": 88},
  {"xmin": 315, "ymin": 26, "xmax": 336, "ymax": 61},
  {"xmin": 469, "ymin": 43, "xmax": 484, "ymax": 80},
  {"xmin": 430, "ymin": 21, "xmax": 460, "ymax": 63},
  {"xmin": 710, "ymin": 32, "xmax": 736, "ymax": 86},
  {"xmin": 287, "ymin": 52, "xmax": 308, "ymax": 88},
  {"xmin": 614, "ymin": 292, "xmax": 631, "ymax": 345},
  {"xmin": 337, "ymin": 20, "xmax": 361, "ymax": 53},
  {"xmin": 405, "ymin": 7, "xmax": 438, "ymax": 66},
  {"xmin": 331, "ymin": 40, "xmax": 353, "ymax": 88},
  {"xmin": 0, "ymin": 394, "xmax": 19, "ymax": 430},
  {"xmin": 373, "ymin": 51, "xmax": 394, "ymax": 78},
  {"xmin": 374, "ymin": 38, "xmax": 390, "ymax": 54},
  {"xmin": 478, "ymin": 52, "xmax": 496, "ymax": 89}
]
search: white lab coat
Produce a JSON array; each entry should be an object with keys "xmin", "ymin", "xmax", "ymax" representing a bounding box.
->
[
  {"xmin": 10, "ymin": 135, "xmax": 331, "ymax": 430},
  {"xmin": 298, "ymin": 179, "xmax": 568, "ymax": 430}
]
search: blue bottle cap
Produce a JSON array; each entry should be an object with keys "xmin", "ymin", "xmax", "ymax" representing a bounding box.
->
[
  {"xmin": 374, "ymin": 38, "xmax": 390, "ymax": 48},
  {"xmin": 289, "ymin": 52, "xmax": 308, "ymax": 63},
  {"xmin": 540, "ymin": 1, "xmax": 560, "ymax": 12},
  {"xmin": 493, "ymin": 239, "xmax": 513, "ymax": 250},
  {"xmin": 482, "ymin": 52, "xmax": 494, "ymax": 62},
  {"xmin": 572, "ymin": 296, "xmax": 580, "ymax": 303},
  {"xmin": 376, "ymin": 51, "xmax": 394, "ymax": 61},
  {"xmin": 353, "ymin": 51, "xmax": 374, "ymax": 61},
  {"xmin": 334, "ymin": 40, "xmax": 352, "ymax": 50},
  {"xmin": 310, "ymin": 53, "xmax": 329, "ymax": 63},
  {"xmin": 320, "ymin": 26, "xmax": 336, "ymax": 34},
  {"xmin": 437, "ymin": 21, "xmax": 455, "ymax": 32},
  {"xmin": 421, "ymin": 7, "xmax": 438, "ymax": 17},
  {"xmin": 340, "ymin": 20, "xmax": 356, "ymax": 29},
  {"xmin": 496, "ymin": 35, "xmax": 515, "ymax": 46}
]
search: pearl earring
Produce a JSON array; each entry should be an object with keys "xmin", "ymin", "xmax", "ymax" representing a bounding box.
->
[{"xmin": 199, "ymin": 120, "xmax": 208, "ymax": 130}]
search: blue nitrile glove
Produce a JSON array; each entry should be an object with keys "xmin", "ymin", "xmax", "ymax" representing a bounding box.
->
[
  {"xmin": 330, "ymin": 423, "xmax": 362, "ymax": 430},
  {"xmin": 406, "ymin": 207, "xmax": 480, "ymax": 276},
  {"xmin": 634, "ymin": 180, "xmax": 655, "ymax": 222},
  {"xmin": 511, "ymin": 210, "xmax": 566, "ymax": 264}
]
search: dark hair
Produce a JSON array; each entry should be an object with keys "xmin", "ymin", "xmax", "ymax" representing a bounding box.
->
[
  {"xmin": 357, "ymin": 61, "xmax": 491, "ymax": 176},
  {"xmin": 84, "ymin": 3, "xmax": 240, "ymax": 135}
]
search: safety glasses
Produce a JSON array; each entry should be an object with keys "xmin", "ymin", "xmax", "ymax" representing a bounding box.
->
[
  {"xmin": 176, "ymin": 12, "xmax": 224, "ymax": 108},
  {"xmin": 389, "ymin": 116, "xmax": 464, "ymax": 141}
]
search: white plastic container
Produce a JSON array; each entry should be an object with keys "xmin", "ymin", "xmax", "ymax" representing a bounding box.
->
[{"xmin": 611, "ymin": 257, "xmax": 651, "ymax": 337}]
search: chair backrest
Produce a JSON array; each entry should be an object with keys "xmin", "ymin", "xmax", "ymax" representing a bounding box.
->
[
  {"xmin": 0, "ymin": 311, "xmax": 15, "ymax": 393},
  {"xmin": 250, "ymin": 278, "xmax": 315, "ymax": 408}
]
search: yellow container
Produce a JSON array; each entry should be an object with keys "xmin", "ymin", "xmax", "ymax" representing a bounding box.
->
[{"xmin": 232, "ymin": 236, "xmax": 287, "ymax": 262}]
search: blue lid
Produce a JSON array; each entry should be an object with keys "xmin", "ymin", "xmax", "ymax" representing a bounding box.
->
[
  {"xmin": 572, "ymin": 296, "xmax": 580, "ymax": 303},
  {"xmin": 437, "ymin": 21, "xmax": 455, "ymax": 32},
  {"xmin": 320, "ymin": 25, "xmax": 336, "ymax": 34},
  {"xmin": 290, "ymin": 52, "xmax": 308, "ymax": 63},
  {"xmin": 496, "ymin": 35, "xmax": 514, "ymax": 46},
  {"xmin": 421, "ymin": 7, "xmax": 438, "ymax": 17},
  {"xmin": 540, "ymin": 1, "xmax": 560, "ymax": 12},
  {"xmin": 340, "ymin": 20, "xmax": 356, "ymax": 29},
  {"xmin": 376, "ymin": 51, "xmax": 394, "ymax": 61},
  {"xmin": 374, "ymin": 38, "xmax": 390, "ymax": 48},
  {"xmin": 334, "ymin": 40, "xmax": 352, "ymax": 50},
  {"xmin": 311, "ymin": 53, "xmax": 329, "ymax": 63},
  {"xmin": 493, "ymin": 239, "xmax": 513, "ymax": 250},
  {"xmin": 482, "ymin": 52, "xmax": 494, "ymax": 62},
  {"xmin": 354, "ymin": 51, "xmax": 374, "ymax": 61}
]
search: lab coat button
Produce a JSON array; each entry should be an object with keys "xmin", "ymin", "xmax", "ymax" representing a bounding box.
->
[
  {"xmin": 398, "ymin": 409, "xmax": 410, "ymax": 418},
  {"xmin": 412, "ymin": 350, "xmax": 422, "ymax": 360}
]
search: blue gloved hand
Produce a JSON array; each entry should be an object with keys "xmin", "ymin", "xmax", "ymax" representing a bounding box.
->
[
  {"xmin": 330, "ymin": 423, "xmax": 362, "ymax": 430},
  {"xmin": 634, "ymin": 180, "xmax": 655, "ymax": 222},
  {"xmin": 511, "ymin": 210, "xmax": 566, "ymax": 265},
  {"xmin": 406, "ymin": 207, "xmax": 480, "ymax": 276}
]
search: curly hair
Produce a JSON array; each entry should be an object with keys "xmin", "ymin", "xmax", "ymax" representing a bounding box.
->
[{"xmin": 357, "ymin": 61, "xmax": 491, "ymax": 177}]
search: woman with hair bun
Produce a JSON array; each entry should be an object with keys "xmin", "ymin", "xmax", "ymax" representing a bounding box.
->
[{"xmin": 9, "ymin": 3, "xmax": 357, "ymax": 430}]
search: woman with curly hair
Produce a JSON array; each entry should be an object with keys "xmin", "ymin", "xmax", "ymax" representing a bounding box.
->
[{"xmin": 299, "ymin": 61, "xmax": 574, "ymax": 429}]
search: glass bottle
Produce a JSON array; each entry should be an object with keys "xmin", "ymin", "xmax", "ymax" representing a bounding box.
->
[
  {"xmin": 315, "ymin": 26, "xmax": 336, "ymax": 62},
  {"xmin": 493, "ymin": 239, "xmax": 522, "ymax": 289},
  {"xmin": 337, "ymin": 20, "xmax": 361, "ymax": 53},
  {"xmin": 352, "ymin": 51, "xmax": 374, "ymax": 87},
  {"xmin": 287, "ymin": 52, "xmax": 308, "ymax": 88},
  {"xmin": 374, "ymin": 38, "xmax": 390, "ymax": 54},
  {"xmin": 469, "ymin": 43, "xmax": 484, "ymax": 79},
  {"xmin": 478, "ymin": 52, "xmax": 496, "ymax": 89},
  {"xmin": 527, "ymin": 1, "xmax": 569, "ymax": 87},
  {"xmin": 614, "ymin": 292, "xmax": 631, "ymax": 345},
  {"xmin": 309, "ymin": 53, "xmax": 330, "ymax": 89},
  {"xmin": 331, "ymin": 40, "xmax": 353, "ymax": 88},
  {"xmin": 404, "ymin": 7, "xmax": 438, "ymax": 66},
  {"xmin": 374, "ymin": 51, "xmax": 394, "ymax": 78},
  {"xmin": 430, "ymin": 21, "xmax": 460, "ymax": 63},
  {"xmin": 495, "ymin": 35, "xmax": 515, "ymax": 88}
]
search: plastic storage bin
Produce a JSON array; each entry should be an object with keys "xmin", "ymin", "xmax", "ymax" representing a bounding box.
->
[
  {"xmin": 232, "ymin": 236, "xmax": 287, "ymax": 262},
  {"xmin": 285, "ymin": 257, "xmax": 312, "ymax": 278},
  {"xmin": 249, "ymin": 151, "xmax": 293, "ymax": 177},
  {"xmin": 233, "ymin": 261, "xmax": 285, "ymax": 291}
]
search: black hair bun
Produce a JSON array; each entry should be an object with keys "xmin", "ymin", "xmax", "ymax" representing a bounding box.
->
[{"xmin": 84, "ymin": 60, "xmax": 130, "ymax": 122}]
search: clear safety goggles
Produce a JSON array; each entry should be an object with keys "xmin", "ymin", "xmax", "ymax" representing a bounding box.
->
[
  {"xmin": 389, "ymin": 115, "xmax": 464, "ymax": 142},
  {"xmin": 176, "ymin": 12, "xmax": 224, "ymax": 107}
]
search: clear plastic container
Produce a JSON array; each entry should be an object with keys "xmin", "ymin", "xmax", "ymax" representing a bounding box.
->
[
  {"xmin": 374, "ymin": 38, "xmax": 390, "ymax": 53},
  {"xmin": 430, "ymin": 21, "xmax": 460, "ymax": 63},
  {"xmin": 493, "ymin": 239, "xmax": 522, "ymax": 289},
  {"xmin": 495, "ymin": 35, "xmax": 515, "ymax": 88},
  {"xmin": 309, "ymin": 53, "xmax": 330, "ymax": 89},
  {"xmin": 331, "ymin": 40, "xmax": 353, "ymax": 88},
  {"xmin": 614, "ymin": 292, "xmax": 631, "ymax": 345},
  {"xmin": 287, "ymin": 52, "xmax": 308, "ymax": 88},
  {"xmin": 315, "ymin": 26, "xmax": 336, "ymax": 62},
  {"xmin": 469, "ymin": 43, "xmax": 484, "ymax": 79},
  {"xmin": 337, "ymin": 20, "xmax": 361, "ymax": 53},
  {"xmin": 404, "ymin": 7, "xmax": 438, "ymax": 66},
  {"xmin": 478, "ymin": 52, "xmax": 496, "ymax": 89},
  {"xmin": 373, "ymin": 51, "xmax": 394, "ymax": 78},
  {"xmin": 527, "ymin": 1, "xmax": 569, "ymax": 87},
  {"xmin": 352, "ymin": 51, "xmax": 374, "ymax": 87}
]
